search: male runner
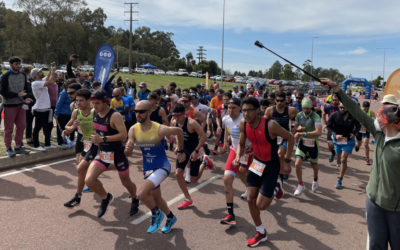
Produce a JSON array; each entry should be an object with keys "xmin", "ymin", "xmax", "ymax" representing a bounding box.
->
[
  {"xmin": 181, "ymin": 94, "xmax": 206, "ymax": 129},
  {"xmin": 292, "ymin": 92, "xmax": 304, "ymax": 111},
  {"xmin": 67, "ymin": 83, "xmax": 83, "ymax": 163},
  {"xmin": 285, "ymin": 92, "xmax": 294, "ymax": 106},
  {"xmin": 120, "ymin": 87, "xmax": 136, "ymax": 126},
  {"xmin": 215, "ymin": 92, "xmax": 232, "ymax": 155},
  {"xmin": 125, "ymin": 100, "xmax": 185, "ymax": 234},
  {"xmin": 327, "ymin": 101, "xmax": 361, "ymax": 189},
  {"xmin": 355, "ymin": 101, "xmax": 376, "ymax": 165},
  {"xmin": 220, "ymin": 98, "xmax": 254, "ymax": 225},
  {"xmin": 233, "ymin": 97, "xmax": 293, "ymax": 247},
  {"xmin": 191, "ymin": 92, "xmax": 217, "ymax": 134},
  {"xmin": 111, "ymin": 88, "xmax": 132, "ymax": 135},
  {"xmin": 265, "ymin": 92, "xmax": 299, "ymax": 181},
  {"xmin": 210, "ymin": 89, "xmax": 225, "ymax": 152},
  {"xmin": 84, "ymin": 90, "xmax": 139, "ymax": 218},
  {"xmin": 147, "ymin": 92, "xmax": 169, "ymax": 125},
  {"xmin": 322, "ymin": 94, "xmax": 340, "ymax": 163},
  {"xmin": 267, "ymin": 93, "xmax": 276, "ymax": 107},
  {"xmin": 293, "ymin": 98, "xmax": 322, "ymax": 196},
  {"xmin": 259, "ymin": 99, "xmax": 270, "ymax": 116},
  {"xmin": 170, "ymin": 104, "xmax": 210, "ymax": 209},
  {"xmin": 206, "ymin": 89, "xmax": 216, "ymax": 138}
]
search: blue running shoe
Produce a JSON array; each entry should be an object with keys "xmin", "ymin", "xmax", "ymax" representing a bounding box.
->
[
  {"xmin": 329, "ymin": 154, "xmax": 335, "ymax": 163},
  {"xmin": 83, "ymin": 187, "xmax": 92, "ymax": 193},
  {"xmin": 161, "ymin": 214, "xmax": 178, "ymax": 234},
  {"xmin": 282, "ymin": 174, "xmax": 289, "ymax": 180},
  {"xmin": 335, "ymin": 179, "xmax": 342, "ymax": 189},
  {"xmin": 147, "ymin": 210, "xmax": 165, "ymax": 234},
  {"xmin": 336, "ymin": 161, "xmax": 341, "ymax": 167}
]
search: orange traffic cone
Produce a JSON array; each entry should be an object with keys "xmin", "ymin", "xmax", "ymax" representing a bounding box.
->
[
  {"xmin": 326, "ymin": 93, "xmax": 328, "ymax": 97},
  {"xmin": 323, "ymin": 98, "xmax": 326, "ymax": 103},
  {"xmin": 317, "ymin": 93, "xmax": 320, "ymax": 97},
  {"xmin": 1, "ymin": 111, "xmax": 3, "ymax": 119}
]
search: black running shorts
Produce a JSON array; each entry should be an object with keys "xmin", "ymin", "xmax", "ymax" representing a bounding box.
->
[
  {"xmin": 176, "ymin": 150, "xmax": 202, "ymax": 177},
  {"xmin": 93, "ymin": 149, "xmax": 129, "ymax": 174},
  {"xmin": 247, "ymin": 157, "xmax": 280, "ymax": 199}
]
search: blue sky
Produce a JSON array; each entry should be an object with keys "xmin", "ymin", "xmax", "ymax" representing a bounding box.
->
[{"xmin": 4, "ymin": 0, "xmax": 400, "ymax": 81}]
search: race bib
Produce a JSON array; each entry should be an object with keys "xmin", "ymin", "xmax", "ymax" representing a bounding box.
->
[
  {"xmin": 99, "ymin": 151, "xmax": 114, "ymax": 163},
  {"xmin": 197, "ymin": 147, "xmax": 205, "ymax": 158},
  {"xmin": 303, "ymin": 138, "xmax": 315, "ymax": 147},
  {"xmin": 83, "ymin": 140, "xmax": 92, "ymax": 152},
  {"xmin": 249, "ymin": 159, "xmax": 266, "ymax": 177},
  {"xmin": 337, "ymin": 138, "xmax": 348, "ymax": 145},
  {"xmin": 240, "ymin": 154, "xmax": 250, "ymax": 165},
  {"xmin": 144, "ymin": 170, "xmax": 154, "ymax": 179},
  {"xmin": 277, "ymin": 136, "xmax": 283, "ymax": 145},
  {"xmin": 360, "ymin": 127, "xmax": 366, "ymax": 133}
]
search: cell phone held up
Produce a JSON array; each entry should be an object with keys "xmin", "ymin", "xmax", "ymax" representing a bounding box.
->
[{"xmin": 72, "ymin": 54, "xmax": 79, "ymax": 59}]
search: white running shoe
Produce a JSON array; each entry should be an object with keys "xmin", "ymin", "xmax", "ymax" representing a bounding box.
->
[
  {"xmin": 312, "ymin": 181, "xmax": 319, "ymax": 192},
  {"xmin": 241, "ymin": 190, "xmax": 248, "ymax": 199},
  {"xmin": 34, "ymin": 146, "xmax": 46, "ymax": 151},
  {"xmin": 72, "ymin": 140, "xmax": 76, "ymax": 146},
  {"xmin": 294, "ymin": 184, "xmax": 305, "ymax": 196},
  {"xmin": 45, "ymin": 145, "xmax": 57, "ymax": 149}
]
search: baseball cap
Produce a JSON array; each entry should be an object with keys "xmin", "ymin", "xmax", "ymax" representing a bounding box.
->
[
  {"xmin": 381, "ymin": 94, "xmax": 399, "ymax": 105},
  {"xmin": 139, "ymin": 82, "xmax": 147, "ymax": 88},
  {"xmin": 228, "ymin": 98, "xmax": 241, "ymax": 107},
  {"xmin": 233, "ymin": 85, "xmax": 238, "ymax": 89},
  {"xmin": 200, "ymin": 82, "xmax": 205, "ymax": 87},
  {"xmin": 363, "ymin": 101, "xmax": 370, "ymax": 108},
  {"xmin": 258, "ymin": 85, "xmax": 263, "ymax": 90},
  {"xmin": 31, "ymin": 68, "xmax": 43, "ymax": 78},
  {"xmin": 68, "ymin": 83, "xmax": 82, "ymax": 91},
  {"xmin": 190, "ymin": 92, "xmax": 199, "ymax": 99},
  {"xmin": 91, "ymin": 90, "xmax": 108, "ymax": 101}
]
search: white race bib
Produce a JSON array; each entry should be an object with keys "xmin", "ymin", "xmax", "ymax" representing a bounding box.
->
[
  {"xmin": 360, "ymin": 127, "xmax": 366, "ymax": 133},
  {"xmin": 197, "ymin": 147, "xmax": 205, "ymax": 158},
  {"xmin": 240, "ymin": 154, "xmax": 250, "ymax": 165},
  {"xmin": 99, "ymin": 151, "xmax": 114, "ymax": 163},
  {"xmin": 277, "ymin": 136, "xmax": 283, "ymax": 145},
  {"xmin": 303, "ymin": 138, "xmax": 315, "ymax": 147},
  {"xmin": 337, "ymin": 138, "xmax": 348, "ymax": 145},
  {"xmin": 83, "ymin": 140, "xmax": 92, "ymax": 152},
  {"xmin": 249, "ymin": 159, "xmax": 265, "ymax": 177}
]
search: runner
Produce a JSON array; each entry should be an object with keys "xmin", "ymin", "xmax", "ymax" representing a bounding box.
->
[
  {"xmin": 322, "ymin": 94, "xmax": 340, "ymax": 163},
  {"xmin": 206, "ymin": 89, "xmax": 216, "ymax": 139},
  {"xmin": 267, "ymin": 93, "xmax": 276, "ymax": 107},
  {"xmin": 307, "ymin": 90, "xmax": 325, "ymax": 117},
  {"xmin": 147, "ymin": 92, "xmax": 169, "ymax": 126},
  {"xmin": 292, "ymin": 92, "xmax": 304, "ymax": 111},
  {"xmin": 111, "ymin": 88, "xmax": 132, "ymax": 135},
  {"xmin": 355, "ymin": 101, "xmax": 376, "ymax": 165},
  {"xmin": 191, "ymin": 92, "xmax": 217, "ymax": 134},
  {"xmin": 170, "ymin": 104, "xmax": 210, "ymax": 209},
  {"xmin": 120, "ymin": 87, "xmax": 136, "ymax": 126},
  {"xmin": 125, "ymin": 100, "xmax": 186, "ymax": 234},
  {"xmin": 210, "ymin": 89, "xmax": 225, "ymax": 153},
  {"xmin": 259, "ymin": 99, "xmax": 270, "ymax": 116},
  {"xmin": 215, "ymin": 92, "xmax": 232, "ymax": 155},
  {"xmin": 84, "ymin": 90, "xmax": 139, "ymax": 218},
  {"xmin": 67, "ymin": 83, "xmax": 83, "ymax": 163},
  {"xmin": 285, "ymin": 92, "xmax": 294, "ymax": 106},
  {"xmin": 181, "ymin": 94, "xmax": 206, "ymax": 129},
  {"xmin": 265, "ymin": 92, "xmax": 299, "ymax": 181},
  {"xmin": 326, "ymin": 101, "xmax": 361, "ymax": 189},
  {"xmin": 232, "ymin": 97, "xmax": 293, "ymax": 247},
  {"xmin": 166, "ymin": 86, "xmax": 179, "ymax": 109},
  {"xmin": 293, "ymin": 98, "xmax": 323, "ymax": 196},
  {"xmin": 219, "ymin": 98, "xmax": 255, "ymax": 225}
]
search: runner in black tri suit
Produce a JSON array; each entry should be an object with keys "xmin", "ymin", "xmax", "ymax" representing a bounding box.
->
[
  {"xmin": 148, "ymin": 92, "xmax": 169, "ymax": 125},
  {"xmin": 85, "ymin": 90, "xmax": 139, "ymax": 218}
]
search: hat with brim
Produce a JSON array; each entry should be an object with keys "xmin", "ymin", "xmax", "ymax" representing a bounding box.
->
[
  {"xmin": 31, "ymin": 68, "xmax": 43, "ymax": 78},
  {"xmin": 139, "ymin": 82, "xmax": 147, "ymax": 88},
  {"xmin": 381, "ymin": 94, "xmax": 399, "ymax": 105}
]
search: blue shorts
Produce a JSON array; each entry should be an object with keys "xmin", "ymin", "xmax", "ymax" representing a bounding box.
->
[
  {"xmin": 333, "ymin": 138, "xmax": 356, "ymax": 155},
  {"xmin": 356, "ymin": 131, "xmax": 370, "ymax": 141},
  {"xmin": 279, "ymin": 139, "xmax": 288, "ymax": 149}
]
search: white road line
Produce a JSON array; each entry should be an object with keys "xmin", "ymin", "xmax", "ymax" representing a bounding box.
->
[
  {"xmin": 0, "ymin": 158, "xmax": 76, "ymax": 178},
  {"xmin": 366, "ymin": 232, "xmax": 369, "ymax": 250},
  {"xmin": 131, "ymin": 174, "xmax": 222, "ymax": 225}
]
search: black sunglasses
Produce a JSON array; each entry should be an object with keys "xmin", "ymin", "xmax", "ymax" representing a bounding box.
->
[
  {"xmin": 276, "ymin": 99, "xmax": 285, "ymax": 103},
  {"xmin": 135, "ymin": 109, "xmax": 148, "ymax": 114},
  {"xmin": 296, "ymin": 97, "xmax": 303, "ymax": 99},
  {"xmin": 339, "ymin": 107, "xmax": 346, "ymax": 109},
  {"xmin": 67, "ymin": 91, "xmax": 76, "ymax": 95}
]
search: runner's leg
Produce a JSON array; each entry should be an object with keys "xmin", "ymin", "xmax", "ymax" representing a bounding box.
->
[
  {"xmin": 247, "ymin": 186, "xmax": 262, "ymax": 226},
  {"xmin": 151, "ymin": 187, "xmax": 171, "ymax": 216},
  {"xmin": 364, "ymin": 137, "xmax": 370, "ymax": 158},
  {"xmin": 85, "ymin": 162, "xmax": 107, "ymax": 199},
  {"xmin": 295, "ymin": 158, "xmax": 304, "ymax": 183},
  {"xmin": 118, "ymin": 172, "xmax": 137, "ymax": 198},
  {"xmin": 339, "ymin": 152, "xmax": 350, "ymax": 178},
  {"xmin": 137, "ymin": 179, "xmax": 157, "ymax": 209},
  {"xmin": 76, "ymin": 160, "xmax": 90, "ymax": 194}
]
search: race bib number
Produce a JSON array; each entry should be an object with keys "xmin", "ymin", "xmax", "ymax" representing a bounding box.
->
[
  {"xmin": 303, "ymin": 138, "xmax": 315, "ymax": 147},
  {"xmin": 277, "ymin": 136, "xmax": 283, "ymax": 145},
  {"xmin": 249, "ymin": 159, "xmax": 266, "ymax": 177},
  {"xmin": 360, "ymin": 127, "xmax": 366, "ymax": 133},
  {"xmin": 144, "ymin": 170, "xmax": 154, "ymax": 179},
  {"xmin": 83, "ymin": 140, "xmax": 92, "ymax": 152},
  {"xmin": 99, "ymin": 151, "xmax": 114, "ymax": 163},
  {"xmin": 197, "ymin": 147, "xmax": 205, "ymax": 158},
  {"xmin": 337, "ymin": 138, "xmax": 348, "ymax": 145},
  {"xmin": 240, "ymin": 154, "xmax": 250, "ymax": 165}
]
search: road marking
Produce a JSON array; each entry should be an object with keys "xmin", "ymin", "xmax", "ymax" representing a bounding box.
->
[
  {"xmin": 366, "ymin": 232, "xmax": 369, "ymax": 250},
  {"xmin": 0, "ymin": 158, "xmax": 76, "ymax": 178},
  {"xmin": 131, "ymin": 174, "xmax": 222, "ymax": 225}
]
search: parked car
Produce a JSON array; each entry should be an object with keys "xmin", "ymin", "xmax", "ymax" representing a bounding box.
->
[
  {"xmin": 134, "ymin": 68, "xmax": 144, "ymax": 73},
  {"xmin": 235, "ymin": 78, "xmax": 246, "ymax": 83},
  {"xmin": 121, "ymin": 67, "xmax": 129, "ymax": 73},
  {"xmin": 214, "ymin": 75, "xmax": 221, "ymax": 81},
  {"xmin": 166, "ymin": 71, "xmax": 176, "ymax": 76},
  {"xmin": 41, "ymin": 64, "xmax": 50, "ymax": 70},
  {"xmin": 55, "ymin": 70, "xmax": 67, "ymax": 75},
  {"xmin": 268, "ymin": 79, "xmax": 275, "ymax": 85},
  {"xmin": 189, "ymin": 72, "xmax": 199, "ymax": 77},
  {"xmin": 178, "ymin": 69, "xmax": 188, "ymax": 76},
  {"xmin": 81, "ymin": 65, "xmax": 94, "ymax": 72},
  {"xmin": 155, "ymin": 70, "xmax": 166, "ymax": 75},
  {"xmin": 143, "ymin": 69, "xmax": 154, "ymax": 74},
  {"xmin": 1, "ymin": 62, "xmax": 10, "ymax": 70}
]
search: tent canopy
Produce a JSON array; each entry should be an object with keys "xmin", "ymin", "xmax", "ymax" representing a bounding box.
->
[{"xmin": 140, "ymin": 63, "xmax": 157, "ymax": 69}]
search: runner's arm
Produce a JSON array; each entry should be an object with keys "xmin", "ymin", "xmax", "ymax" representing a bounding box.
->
[
  {"xmin": 64, "ymin": 110, "xmax": 78, "ymax": 134},
  {"xmin": 159, "ymin": 125, "xmax": 184, "ymax": 151},
  {"xmin": 234, "ymin": 120, "xmax": 246, "ymax": 163},
  {"xmin": 326, "ymin": 113, "xmax": 337, "ymax": 137},
  {"xmin": 103, "ymin": 112, "xmax": 127, "ymax": 141},
  {"xmin": 194, "ymin": 109, "xmax": 206, "ymax": 129},
  {"xmin": 159, "ymin": 108, "xmax": 170, "ymax": 126},
  {"xmin": 371, "ymin": 111, "xmax": 376, "ymax": 119},
  {"xmin": 124, "ymin": 125, "xmax": 135, "ymax": 157},
  {"xmin": 264, "ymin": 107, "xmax": 273, "ymax": 119},
  {"xmin": 269, "ymin": 120, "xmax": 294, "ymax": 159},
  {"xmin": 189, "ymin": 118, "xmax": 207, "ymax": 151}
]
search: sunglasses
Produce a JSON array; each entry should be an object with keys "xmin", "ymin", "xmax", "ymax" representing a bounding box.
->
[
  {"xmin": 135, "ymin": 109, "xmax": 148, "ymax": 114},
  {"xmin": 339, "ymin": 107, "xmax": 346, "ymax": 110},
  {"xmin": 276, "ymin": 99, "xmax": 285, "ymax": 103},
  {"xmin": 181, "ymin": 100, "xmax": 189, "ymax": 103},
  {"xmin": 296, "ymin": 97, "xmax": 303, "ymax": 99},
  {"xmin": 173, "ymin": 113, "xmax": 184, "ymax": 118},
  {"xmin": 67, "ymin": 91, "xmax": 76, "ymax": 95}
]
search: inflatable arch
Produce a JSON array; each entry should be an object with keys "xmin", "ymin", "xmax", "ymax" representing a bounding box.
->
[{"xmin": 341, "ymin": 77, "xmax": 371, "ymax": 99}]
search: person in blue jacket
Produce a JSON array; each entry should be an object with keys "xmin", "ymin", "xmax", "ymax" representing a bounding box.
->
[
  {"xmin": 138, "ymin": 82, "xmax": 151, "ymax": 101},
  {"xmin": 120, "ymin": 87, "xmax": 137, "ymax": 126}
]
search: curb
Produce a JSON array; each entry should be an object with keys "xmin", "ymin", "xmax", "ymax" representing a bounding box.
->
[{"xmin": 0, "ymin": 147, "xmax": 76, "ymax": 171}]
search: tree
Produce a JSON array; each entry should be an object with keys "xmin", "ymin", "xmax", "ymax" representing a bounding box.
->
[
  {"xmin": 174, "ymin": 59, "xmax": 186, "ymax": 71},
  {"xmin": 194, "ymin": 60, "xmax": 211, "ymax": 73},
  {"xmin": 208, "ymin": 60, "xmax": 219, "ymax": 75},
  {"xmin": 185, "ymin": 52, "xmax": 193, "ymax": 65},
  {"xmin": 301, "ymin": 59, "xmax": 313, "ymax": 82},
  {"xmin": 266, "ymin": 61, "xmax": 283, "ymax": 80},
  {"xmin": 294, "ymin": 68, "xmax": 303, "ymax": 80},
  {"xmin": 281, "ymin": 64, "xmax": 295, "ymax": 80}
]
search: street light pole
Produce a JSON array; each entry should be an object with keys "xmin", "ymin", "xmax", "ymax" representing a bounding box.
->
[
  {"xmin": 311, "ymin": 36, "xmax": 318, "ymax": 81},
  {"xmin": 377, "ymin": 48, "xmax": 394, "ymax": 85},
  {"xmin": 220, "ymin": 0, "xmax": 225, "ymax": 90}
]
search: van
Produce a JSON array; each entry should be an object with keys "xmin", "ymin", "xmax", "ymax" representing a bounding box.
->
[
  {"xmin": 178, "ymin": 69, "xmax": 188, "ymax": 76},
  {"xmin": 134, "ymin": 68, "xmax": 144, "ymax": 73}
]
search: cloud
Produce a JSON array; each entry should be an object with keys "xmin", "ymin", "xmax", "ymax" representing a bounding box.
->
[{"xmin": 339, "ymin": 47, "xmax": 368, "ymax": 55}]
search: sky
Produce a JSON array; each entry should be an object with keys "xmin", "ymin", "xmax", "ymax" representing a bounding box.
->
[{"xmin": 4, "ymin": 0, "xmax": 400, "ymax": 81}]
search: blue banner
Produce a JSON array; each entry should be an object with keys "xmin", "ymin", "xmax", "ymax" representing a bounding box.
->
[
  {"xmin": 341, "ymin": 77, "xmax": 371, "ymax": 99},
  {"xmin": 93, "ymin": 44, "xmax": 115, "ymax": 90},
  {"xmin": 310, "ymin": 81, "xmax": 315, "ymax": 88}
]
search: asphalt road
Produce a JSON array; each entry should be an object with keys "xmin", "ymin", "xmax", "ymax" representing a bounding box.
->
[{"xmin": 0, "ymin": 99, "xmax": 380, "ymax": 250}]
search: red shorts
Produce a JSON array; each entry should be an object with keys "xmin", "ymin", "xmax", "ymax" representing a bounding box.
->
[{"xmin": 224, "ymin": 149, "xmax": 254, "ymax": 176}]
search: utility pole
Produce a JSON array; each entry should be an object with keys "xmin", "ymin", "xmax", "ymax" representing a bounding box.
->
[
  {"xmin": 196, "ymin": 46, "xmax": 206, "ymax": 63},
  {"xmin": 124, "ymin": 2, "xmax": 138, "ymax": 74},
  {"xmin": 311, "ymin": 36, "xmax": 318, "ymax": 81},
  {"xmin": 377, "ymin": 48, "xmax": 394, "ymax": 85},
  {"xmin": 117, "ymin": 44, "xmax": 119, "ymax": 69},
  {"xmin": 221, "ymin": 0, "xmax": 225, "ymax": 89}
]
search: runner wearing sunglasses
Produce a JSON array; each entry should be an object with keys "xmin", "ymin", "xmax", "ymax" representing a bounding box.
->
[{"xmin": 125, "ymin": 100, "xmax": 185, "ymax": 234}]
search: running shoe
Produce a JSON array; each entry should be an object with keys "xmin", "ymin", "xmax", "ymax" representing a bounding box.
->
[
  {"xmin": 366, "ymin": 157, "xmax": 371, "ymax": 165},
  {"xmin": 147, "ymin": 210, "xmax": 165, "ymax": 234},
  {"xmin": 247, "ymin": 230, "xmax": 268, "ymax": 248},
  {"xmin": 328, "ymin": 154, "xmax": 335, "ymax": 163},
  {"xmin": 282, "ymin": 174, "xmax": 289, "ymax": 180},
  {"xmin": 203, "ymin": 155, "xmax": 214, "ymax": 170},
  {"xmin": 355, "ymin": 146, "xmax": 360, "ymax": 152},
  {"xmin": 129, "ymin": 198, "xmax": 139, "ymax": 216},
  {"xmin": 275, "ymin": 179, "xmax": 284, "ymax": 199},
  {"xmin": 335, "ymin": 179, "xmax": 342, "ymax": 189},
  {"xmin": 34, "ymin": 146, "xmax": 46, "ymax": 151},
  {"xmin": 178, "ymin": 199, "xmax": 193, "ymax": 210},
  {"xmin": 294, "ymin": 184, "xmax": 305, "ymax": 196},
  {"xmin": 204, "ymin": 142, "xmax": 210, "ymax": 156},
  {"xmin": 45, "ymin": 145, "xmax": 57, "ymax": 149},
  {"xmin": 207, "ymin": 134, "xmax": 213, "ymax": 139},
  {"xmin": 14, "ymin": 146, "xmax": 30, "ymax": 155},
  {"xmin": 59, "ymin": 144, "xmax": 68, "ymax": 149},
  {"xmin": 6, "ymin": 148, "xmax": 16, "ymax": 157},
  {"xmin": 337, "ymin": 161, "xmax": 341, "ymax": 167},
  {"xmin": 220, "ymin": 213, "xmax": 236, "ymax": 225},
  {"xmin": 97, "ymin": 193, "xmax": 114, "ymax": 218},
  {"xmin": 213, "ymin": 149, "xmax": 218, "ymax": 155},
  {"xmin": 241, "ymin": 190, "xmax": 248, "ymax": 199},
  {"xmin": 312, "ymin": 181, "xmax": 319, "ymax": 192},
  {"xmin": 161, "ymin": 214, "xmax": 178, "ymax": 234},
  {"xmin": 64, "ymin": 194, "xmax": 81, "ymax": 209},
  {"xmin": 83, "ymin": 187, "xmax": 92, "ymax": 193}
]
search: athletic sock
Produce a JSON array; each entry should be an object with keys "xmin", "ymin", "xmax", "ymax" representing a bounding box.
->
[
  {"xmin": 256, "ymin": 224, "xmax": 265, "ymax": 234},
  {"xmin": 338, "ymin": 177, "xmax": 343, "ymax": 181},
  {"xmin": 299, "ymin": 182, "xmax": 304, "ymax": 186},
  {"xmin": 151, "ymin": 206, "xmax": 160, "ymax": 215},
  {"xmin": 76, "ymin": 193, "xmax": 82, "ymax": 198},
  {"xmin": 185, "ymin": 169, "xmax": 190, "ymax": 180},
  {"xmin": 227, "ymin": 203, "xmax": 234, "ymax": 215},
  {"xmin": 167, "ymin": 211, "xmax": 174, "ymax": 219},
  {"xmin": 214, "ymin": 145, "xmax": 218, "ymax": 150},
  {"xmin": 314, "ymin": 177, "xmax": 318, "ymax": 182},
  {"xmin": 331, "ymin": 150, "xmax": 336, "ymax": 156}
]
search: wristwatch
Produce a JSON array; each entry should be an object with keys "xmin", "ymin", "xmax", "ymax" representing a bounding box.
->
[
  {"xmin": 177, "ymin": 150, "xmax": 184, "ymax": 154},
  {"xmin": 245, "ymin": 145, "xmax": 250, "ymax": 150},
  {"xmin": 103, "ymin": 136, "xmax": 107, "ymax": 143},
  {"xmin": 194, "ymin": 149, "xmax": 199, "ymax": 153},
  {"xmin": 285, "ymin": 159, "xmax": 292, "ymax": 163}
]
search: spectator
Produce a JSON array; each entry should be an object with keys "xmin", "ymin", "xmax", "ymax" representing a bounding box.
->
[
  {"xmin": 138, "ymin": 82, "xmax": 151, "ymax": 101},
  {"xmin": 55, "ymin": 78, "xmax": 77, "ymax": 147},
  {"xmin": 160, "ymin": 85, "xmax": 166, "ymax": 96},
  {"xmin": 48, "ymin": 70, "xmax": 59, "ymax": 139},
  {"xmin": 124, "ymin": 78, "xmax": 130, "ymax": 91},
  {"xmin": 56, "ymin": 72, "xmax": 65, "ymax": 94},
  {"xmin": 232, "ymin": 85, "xmax": 242, "ymax": 98},
  {"xmin": 104, "ymin": 71, "xmax": 118, "ymax": 99},
  {"xmin": 126, "ymin": 79, "xmax": 136, "ymax": 99},
  {"xmin": 200, "ymin": 82, "xmax": 208, "ymax": 96},
  {"xmin": 0, "ymin": 70, "xmax": 3, "ymax": 79},
  {"xmin": 291, "ymin": 90, "xmax": 298, "ymax": 102},
  {"xmin": 0, "ymin": 56, "xmax": 33, "ymax": 157},
  {"xmin": 21, "ymin": 65, "xmax": 36, "ymax": 146},
  {"xmin": 31, "ymin": 65, "xmax": 57, "ymax": 151},
  {"xmin": 76, "ymin": 72, "xmax": 90, "ymax": 89},
  {"xmin": 92, "ymin": 81, "xmax": 101, "ymax": 91},
  {"xmin": 116, "ymin": 76, "xmax": 124, "ymax": 90},
  {"xmin": 131, "ymin": 79, "xmax": 137, "ymax": 99}
]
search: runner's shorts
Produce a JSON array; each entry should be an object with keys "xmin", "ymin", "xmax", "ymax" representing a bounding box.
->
[
  {"xmin": 327, "ymin": 131, "xmax": 333, "ymax": 141},
  {"xmin": 295, "ymin": 138, "xmax": 319, "ymax": 164},
  {"xmin": 83, "ymin": 144, "xmax": 98, "ymax": 163},
  {"xmin": 219, "ymin": 128, "xmax": 225, "ymax": 147},
  {"xmin": 247, "ymin": 157, "xmax": 280, "ymax": 199},
  {"xmin": 333, "ymin": 138, "xmax": 356, "ymax": 155},
  {"xmin": 224, "ymin": 149, "xmax": 253, "ymax": 177},
  {"xmin": 176, "ymin": 149, "xmax": 202, "ymax": 177},
  {"xmin": 76, "ymin": 133, "xmax": 86, "ymax": 156},
  {"xmin": 93, "ymin": 149, "xmax": 129, "ymax": 174},
  {"xmin": 279, "ymin": 139, "xmax": 288, "ymax": 149},
  {"xmin": 356, "ymin": 131, "xmax": 370, "ymax": 141},
  {"xmin": 144, "ymin": 161, "xmax": 171, "ymax": 190}
]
